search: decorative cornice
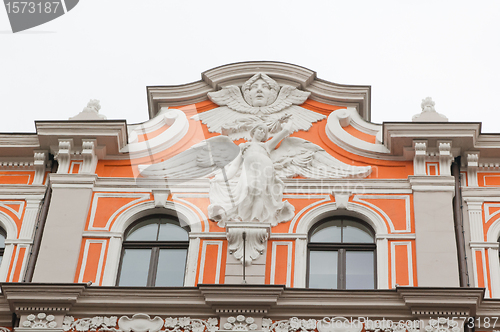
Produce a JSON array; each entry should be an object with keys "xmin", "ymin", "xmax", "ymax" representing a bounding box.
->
[{"xmin": 147, "ymin": 62, "xmax": 371, "ymax": 122}]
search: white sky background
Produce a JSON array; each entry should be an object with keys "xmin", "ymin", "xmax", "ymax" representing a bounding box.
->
[{"xmin": 0, "ymin": 1, "xmax": 499, "ymax": 133}]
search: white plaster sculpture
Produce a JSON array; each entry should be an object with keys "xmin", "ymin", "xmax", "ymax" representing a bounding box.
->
[
  {"xmin": 140, "ymin": 119, "xmax": 372, "ymax": 227},
  {"xmin": 412, "ymin": 97, "xmax": 448, "ymax": 122},
  {"xmin": 193, "ymin": 73, "xmax": 326, "ymax": 140},
  {"xmin": 69, "ymin": 99, "xmax": 107, "ymax": 120}
]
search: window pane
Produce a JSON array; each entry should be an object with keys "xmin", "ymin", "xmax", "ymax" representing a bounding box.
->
[
  {"xmin": 345, "ymin": 251, "xmax": 375, "ymax": 289},
  {"xmin": 310, "ymin": 220, "xmax": 341, "ymax": 243},
  {"xmin": 155, "ymin": 249, "xmax": 187, "ymax": 286},
  {"xmin": 158, "ymin": 221, "xmax": 188, "ymax": 241},
  {"xmin": 126, "ymin": 220, "xmax": 159, "ymax": 241},
  {"xmin": 308, "ymin": 250, "xmax": 337, "ymax": 289},
  {"xmin": 0, "ymin": 233, "xmax": 5, "ymax": 248},
  {"xmin": 343, "ymin": 220, "xmax": 374, "ymax": 243},
  {"xmin": 118, "ymin": 249, "xmax": 151, "ymax": 286}
]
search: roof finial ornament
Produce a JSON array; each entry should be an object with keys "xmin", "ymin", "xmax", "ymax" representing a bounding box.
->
[
  {"xmin": 69, "ymin": 99, "xmax": 107, "ymax": 120},
  {"xmin": 412, "ymin": 96, "xmax": 448, "ymax": 122}
]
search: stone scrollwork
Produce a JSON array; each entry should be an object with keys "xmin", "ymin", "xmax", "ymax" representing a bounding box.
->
[
  {"xmin": 227, "ymin": 223, "xmax": 270, "ymax": 266},
  {"xmin": 317, "ymin": 317, "xmax": 362, "ymax": 332},
  {"xmin": 262, "ymin": 317, "xmax": 317, "ymax": 332},
  {"xmin": 63, "ymin": 316, "xmax": 118, "ymax": 331},
  {"xmin": 223, "ymin": 316, "xmax": 257, "ymax": 331},
  {"xmin": 62, "ymin": 315, "xmax": 218, "ymax": 332},
  {"xmin": 424, "ymin": 318, "xmax": 459, "ymax": 332},
  {"xmin": 22, "ymin": 313, "xmax": 58, "ymax": 329},
  {"xmin": 164, "ymin": 317, "xmax": 218, "ymax": 332}
]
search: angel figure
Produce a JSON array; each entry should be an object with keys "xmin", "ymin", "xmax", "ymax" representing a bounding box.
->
[
  {"xmin": 139, "ymin": 117, "xmax": 372, "ymax": 228},
  {"xmin": 192, "ymin": 73, "xmax": 326, "ymax": 140},
  {"xmin": 208, "ymin": 120, "xmax": 295, "ymax": 227}
]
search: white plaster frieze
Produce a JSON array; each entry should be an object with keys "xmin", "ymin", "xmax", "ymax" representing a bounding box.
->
[
  {"xmin": 22, "ymin": 313, "xmax": 58, "ymax": 329},
  {"xmin": 62, "ymin": 316, "xmax": 218, "ymax": 332}
]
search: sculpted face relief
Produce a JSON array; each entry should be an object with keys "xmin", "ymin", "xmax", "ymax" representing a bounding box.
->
[{"xmin": 248, "ymin": 79, "xmax": 272, "ymax": 107}]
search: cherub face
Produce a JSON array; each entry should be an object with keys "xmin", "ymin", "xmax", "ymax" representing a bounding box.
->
[
  {"xmin": 251, "ymin": 125, "xmax": 267, "ymax": 142},
  {"xmin": 248, "ymin": 79, "xmax": 272, "ymax": 107}
]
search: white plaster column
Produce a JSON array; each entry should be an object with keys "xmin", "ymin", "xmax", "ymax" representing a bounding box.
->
[
  {"xmin": 101, "ymin": 235, "xmax": 123, "ymax": 286},
  {"xmin": 466, "ymin": 152, "xmax": 479, "ymax": 187},
  {"xmin": 33, "ymin": 151, "xmax": 48, "ymax": 185},
  {"xmin": 0, "ymin": 242, "xmax": 14, "ymax": 281},
  {"xmin": 413, "ymin": 140, "xmax": 427, "ymax": 176},
  {"xmin": 56, "ymin": 139, "xmax": 73, "ymax": 174},
  {"xmin": 80, "ymin": 139, "xmax": 98, "ymax": 174},
  {"xmin": 465, "ymin": 199, "xmax": 484, "ymax": 242},
  {"xmin": 438, "ymin": 141, "xmax": 453, "ymax": 176},
  {"xmin": 18, "ymin": 198, "xmax": 43, "ymax": 241},
  {"xmin": 410, "ymin": 176, "xmax": 460, "ymax": 287},
  {"xmin": 488, "ymin": 244, "xmax": 500, "ymax": 297},
  {"xmin": 185, "ymin": 237, "xmax": 200, "ymax": 286},
  {"xmin": 293, "ymin": 237, "xmax": 307, "ymax": 288},
  {"xmin": 376, "ymin": 237, "xmax": 389, "ymax": 289}
]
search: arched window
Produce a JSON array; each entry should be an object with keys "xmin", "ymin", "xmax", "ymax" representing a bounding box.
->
[
  {"xmin": 308, "ymin": 217, "xmax": 376, "ymax": 289},
  {"xmin": 117, "ymin": 215, "xmax": 189, "ymax": 287}
]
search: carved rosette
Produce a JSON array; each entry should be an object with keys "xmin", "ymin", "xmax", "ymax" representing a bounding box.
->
[{"xmin": 226, "ymin": 222, "xmax": 271, "ymax": 266}]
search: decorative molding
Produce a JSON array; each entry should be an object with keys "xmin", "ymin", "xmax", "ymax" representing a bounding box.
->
[
  {"xmin": 33, "ymin": 151, "xmax": 48, "ymax": 184},
  {"xmin": 467, "ymin": 152, "xmax": 479, "ymax": 187},
  {"xmin": 262, "ymin": 317, "xmax": 317, "ymax": 332},
  {"xmin": 270, "ymin": 242, "xmax": 292, "ymax": 287},
  {"xmin": 198, "ymin": 240, "xmax": 223, "ymax": 285},
  {"xmin": 226, "ymin": 223, "xmax": 270, "ymax": 266},
  {"xmin": 223, "ymin": 316, "xmax": 257, "ymax": 331},
  {"xmin": 56, "ymin": 139, "xmax": 73, "ymax": 174},
  {"xmin": 413, "ymin": 141, "xmax": 427, "ymax": 176},
  {"xmin": 81, "ymin": 140, "xmax": 98, "ymax": 174},
  {"xmin": 22, "ymin": 313, "xmax": 57, "ymax": 329},
  {"xmin": 438, "ymin": 141, "xmax": 453, "ymax": 176},
  {"xmin": 62, "ymin": 315, "xmax": 218, "ymax": 332}
]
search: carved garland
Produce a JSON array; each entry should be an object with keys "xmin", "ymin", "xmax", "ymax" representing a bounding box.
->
[{"xmin": 60, "ymin": 315, "xmax": 463, "ymax": 332}]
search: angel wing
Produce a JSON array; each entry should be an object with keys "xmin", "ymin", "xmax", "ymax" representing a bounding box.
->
[
  {"xmin": 207, "ymin": 85, "xmax": 254, "ymax": 114},
  {"xmin": 260, "ymin": 85, "xmax": 310, "ymax": 114},
  {"xmin": 139, "ymin": 136, "xmax": 240, "ymax": 178},
  {"xmin": 271, "ymin": 137, "xmax": 372, "ymax": 179}
]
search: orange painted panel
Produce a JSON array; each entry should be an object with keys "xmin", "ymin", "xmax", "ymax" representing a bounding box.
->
[
  {"xmin": 87, "ymin": 196, "xmax": 144, "ymax": 229},
  {"xmin": 274, "ymin": 244, "xmax": 289, "ymax": 285},
  {"xmin": 11, "ymin": 247, "xmax": 26, "ymax": 282},
  {"xmin": 70, "ymin": 162, "xmax": 81, "ymax": 174},
  {"xmin": 426, "ymin": 163, "xmax": 438, "ymax": 176},
  {"xmin": 479, "ymin": 173, "xmax": 500, "ymax": 187},
  {"xmin": 202, "ymin": 243, "xmax": 221, "ymax": 284},
  {"xmin": 476, "ymin": 250, "xmax": 485, "ymax": 288},
  {"xmin": 356, "ymin": 196, "xmax": 412, "ymax": 232},
  {"xmin": 394, "ymin": 244, "xmax": 409, "ymax": 286},
  {"xmin": 343, "ymin": 125, "xmax": 376, "ymax": 144},
  {"xmin": 82, "ymin": 241, "xmax": 105, "ymax": 284},
  {"xmin": 0, "ymin": 173, "xmax": 33, "ymax": 185},
  {"xmin": 0, "ymin": 201, "xmax": 25, "ymax": 237}
]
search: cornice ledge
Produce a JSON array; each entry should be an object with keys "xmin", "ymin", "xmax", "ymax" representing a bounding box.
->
[
  {"xmin": 1, "ymin": 283, "xmax": 87, "ymax": 313},
  {"xmin": 199, "ymin": 284, "xmax": 285, "ymax": 311},
  {"xmin": 36, "ymin": 120, "xmax": 128, "ymax": 156},
  {"xmin": 49, "ymin": 174, "xmax": 97, "ymax": 188},
  {"xmin": 397, "ymin": 287, "xmax": 484, "ymax": 316},
  {"xmin": 408, "ymin": 176, "xmax": 455, "ymax": 192}
]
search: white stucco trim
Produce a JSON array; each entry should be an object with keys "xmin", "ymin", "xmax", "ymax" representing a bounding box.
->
[
  {"xmin": 390, "ymin": 241, "xmax": 414, "ymax": 288},
  {"xmin": 102, "ymin": 200, "xmax": 203, "ymax": 286},
  {"xmin": 353, "ymin": 195, "xmax": 411, "ymax": 233},
  {"xmin": 293, "ymin": 201, "xmax": 389, "ymax": 289},
  {"xmin": 198, "ymin": 240, "xmax": 223, "ymax": 284},
  {"xmin": 77, "ymin": 239, "xmax": 107, "ymax": 285},
  {"xmin": 0, "ymin": 210, "xmax": 20, "ymax": 282},
  {"xmin": 270, "ymin": 241, "xmax": 292, "ymax": 287}
]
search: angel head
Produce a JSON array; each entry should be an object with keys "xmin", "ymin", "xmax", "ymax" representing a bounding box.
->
[
  {"xmin": 242, "ymin": 73, "xmax": 280, "ymax": 107},
  {"xmin": 249, "ymin": 123, "xmax": 269, "ymax": 142}
]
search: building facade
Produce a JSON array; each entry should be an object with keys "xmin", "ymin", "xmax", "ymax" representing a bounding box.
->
[{"xmin": 0, "ymin": 62, "xmax": 498, "ymax": 332}]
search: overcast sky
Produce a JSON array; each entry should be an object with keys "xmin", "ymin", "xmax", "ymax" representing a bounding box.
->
[{"xmin": 1, "ymin": 1, "xmax": 499, "ymax": 134}]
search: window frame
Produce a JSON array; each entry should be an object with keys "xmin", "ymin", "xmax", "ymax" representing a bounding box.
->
[
  {"xmin": 307, "ymin": 217, "xmax": 377, "ymax": 289},
  {"xmin": 116, "ymin": 215, "xmax": 189, "ymax": 287}
]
